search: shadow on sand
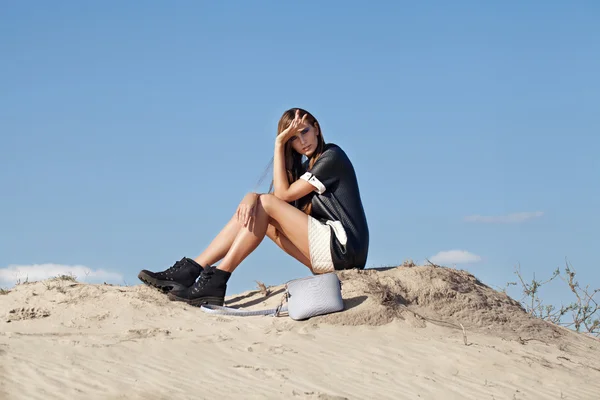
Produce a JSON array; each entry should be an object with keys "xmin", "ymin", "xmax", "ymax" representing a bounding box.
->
[
  {"xmin": 343, "ymin": 295, "xmax": 368, "ymax": 311},
  {"xmin": 226, "ymin": 287, "xmax": 286, "ymax": 308}
]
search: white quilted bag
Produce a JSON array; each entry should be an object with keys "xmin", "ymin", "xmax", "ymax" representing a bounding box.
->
[{"xmin": 285, "ymin": 273, "xmax": 344, "ymax": 320}]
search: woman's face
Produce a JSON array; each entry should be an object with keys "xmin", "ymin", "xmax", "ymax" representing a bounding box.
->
[{"xmin": 289, "ymin": 123, "xmax": 319, "ymax": 157}]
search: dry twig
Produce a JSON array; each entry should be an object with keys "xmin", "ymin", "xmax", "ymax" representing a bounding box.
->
[
  {"xmin": 460, "ymin": 323, "xmax": 468, "ymax": 345},
  {"xmin": 425, "ymin": 258, "xmax": 443, "ymax": 268},
  {"xmin": 255, "ymin": 281, "xmax": 270, "ymax": 297}
]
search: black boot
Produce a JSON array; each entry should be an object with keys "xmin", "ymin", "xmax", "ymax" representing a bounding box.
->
[
  {"xmin": 138, "ymin": 257, "xmax": 204, "ymax": 292},
  {"xmin": 167, "ymin": 266, "xmax": 231, "ymax": 306}
]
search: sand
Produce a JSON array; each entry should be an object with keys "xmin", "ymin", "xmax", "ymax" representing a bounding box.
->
[{"xmin": 1, "ymin": 265, "xmax": 599, "ymax": 399}]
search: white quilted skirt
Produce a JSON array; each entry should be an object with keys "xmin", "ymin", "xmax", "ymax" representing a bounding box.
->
[{"xmin": 307, "ymin": 216, "xmax": 336, "ymax": 274}]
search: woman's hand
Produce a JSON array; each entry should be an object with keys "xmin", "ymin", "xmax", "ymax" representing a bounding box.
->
[
  {"xmin": 237, "ymin": 192, "xmax": 259, "ymax": 227},
  {"xmin": 276, "ymin": 109, "xmax": 308, "ymax": 146}
]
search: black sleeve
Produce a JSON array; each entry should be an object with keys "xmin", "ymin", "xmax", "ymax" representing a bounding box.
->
[{"xmin": 300, "ymin": 146, "xmax": 343, "ymax": 194}]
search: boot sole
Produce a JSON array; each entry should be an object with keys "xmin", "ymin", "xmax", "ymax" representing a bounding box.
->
[
  {"xmin": 167, "ymin": 294, "xmax": 224, "ymax": 307},
  {"xmin": 138, "ymin": 271, "xmax": 189, "ymax": 292}
]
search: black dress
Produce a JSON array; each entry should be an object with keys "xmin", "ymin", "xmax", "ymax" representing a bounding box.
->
[{"xmin": 296, "ymin": 143, "xmax": 369, "ymax": 270}]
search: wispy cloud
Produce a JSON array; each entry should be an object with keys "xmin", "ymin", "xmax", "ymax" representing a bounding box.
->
[
  {"xmin": 464, "ymin": 211, "xmax": 544, "ymax": 224},
  {"xmin": 0, "ymin": 263, "xmax": 123, "ymax": 287},
  {"xmin": 428, "ymin": 250, "xmax": 482, "ymax": 265}
]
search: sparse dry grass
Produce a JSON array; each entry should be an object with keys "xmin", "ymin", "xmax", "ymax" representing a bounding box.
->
[
  {"xmin": 53, "ymin": 273, "xmax": 78, "ymax": 282},
  {"xmin": 1, "ymin": 273, "xmax": 78, "ymax": 295},
  {"xmin": 43, "ymin": 281, "xmax": 67, "ymax": 294},
  {"xmin": 15, "ymin": 276, "xmax": 30, "ymax": 285},
  {"xmin": 41, "ymin": 273, "xmax": 78, "ymax": 294},
  {"xmin": 365, "ymin": 278, "xmax": 405, "ymax": 307}
]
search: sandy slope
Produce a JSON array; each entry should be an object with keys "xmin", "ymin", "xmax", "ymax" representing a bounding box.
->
[{"xmin": 1, "ymin": 265, "xmax": 599, "ymax": 400}]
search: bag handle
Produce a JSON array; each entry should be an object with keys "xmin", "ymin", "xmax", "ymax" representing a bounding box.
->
[{"xmin": 199, "ymin": 291, "xmax": 288, "ymax": 317}]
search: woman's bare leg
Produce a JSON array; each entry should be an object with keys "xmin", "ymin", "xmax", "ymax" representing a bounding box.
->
[
  {"xmin": 217, "ymin": 194, "xmax": 311, "ymax": 273},
  {"xmin": 193, "ymin": 214, "xmax": 240, "ymax": 267},
  {"xmin": 193, "ymin": 198, "xmax": 311, "ymax": 270},
  {"xmin": 166, "ymin": 194, "xmax": 313, "ymax": 305},
  {"xmin": 266, "ymin": 221, "xmax": 312, "ymax": 268}
]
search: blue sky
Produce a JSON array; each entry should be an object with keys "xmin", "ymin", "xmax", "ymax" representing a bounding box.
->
[{"xmin": 1, "ymin": 1, "xmax": 598, "ymax": 309}]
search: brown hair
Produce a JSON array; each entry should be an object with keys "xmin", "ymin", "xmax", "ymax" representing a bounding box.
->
[{"xmin": 269, "ymin": 108, "xmax": 326, "ymax": 214}]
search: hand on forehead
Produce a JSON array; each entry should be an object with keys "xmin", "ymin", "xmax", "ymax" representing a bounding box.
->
[{"xmin": 291, "ymin": 109, "xmax": 309, "ymax": 126}]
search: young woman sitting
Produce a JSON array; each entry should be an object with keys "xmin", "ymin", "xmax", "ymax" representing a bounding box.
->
[{"xmin": 138, "ymin": 108, "xmax": 369, "ymax": 306}]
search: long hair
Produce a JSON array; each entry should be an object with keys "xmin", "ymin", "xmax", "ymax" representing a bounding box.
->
[{"xmin": 256, "ymin": 108, "xmax": 326, "ymax": 215}]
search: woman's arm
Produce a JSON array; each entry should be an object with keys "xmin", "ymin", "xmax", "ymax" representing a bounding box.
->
[{"xmin": 273, "ymin": 140, "xmax": 315, "ymax": 203}]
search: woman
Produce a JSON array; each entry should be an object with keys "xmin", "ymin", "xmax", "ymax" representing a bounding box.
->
[{"xmin": 138, "ymin": 108, "xmax": 369, "ymax": 307}]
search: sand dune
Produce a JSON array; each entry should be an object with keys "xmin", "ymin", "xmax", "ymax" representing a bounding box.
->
[{"xmin": 1, "ymin": 265, "xmax": 599, "ymax": 399}]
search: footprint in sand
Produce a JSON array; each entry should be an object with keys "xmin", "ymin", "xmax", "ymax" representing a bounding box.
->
[
  {"xmin": 244, "ymin": 342, "xmax": 298, "ymax": 355},
  {"xmin": 126, "ymin": 328, "xmax": 171, "ymax": 338},
  {"xmin": 233, "ymin": 364, "xmax": 289, "ymax": 380},
  {"xmin": 268, "ymin": 344, "xmax": 298, "ymax": 355},
  {"xmin": 6, "ymin": 307, "xmax": 50, "ymax": 323}
]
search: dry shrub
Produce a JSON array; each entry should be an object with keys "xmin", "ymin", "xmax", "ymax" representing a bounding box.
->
[
  {"xmin": 506, "ymin": 259, "xmax": 599, "ymax": 337},
  {"xmin": 54, "ymin": 273, "xmax": 78, "ymax": 282}
]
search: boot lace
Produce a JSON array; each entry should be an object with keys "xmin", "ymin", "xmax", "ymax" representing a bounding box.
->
[
  {"xmin": 164, "ymin": 258, "xmax": 187, "ymax": 276},
  {"xmin": 191, "ymin": 267, "xmax": 214, "ymax": 294}
]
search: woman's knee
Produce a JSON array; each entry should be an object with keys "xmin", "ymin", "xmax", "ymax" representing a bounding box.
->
[{"xmin": 258, "ymin": 193, "xmax": 277, "ymax": 214}]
